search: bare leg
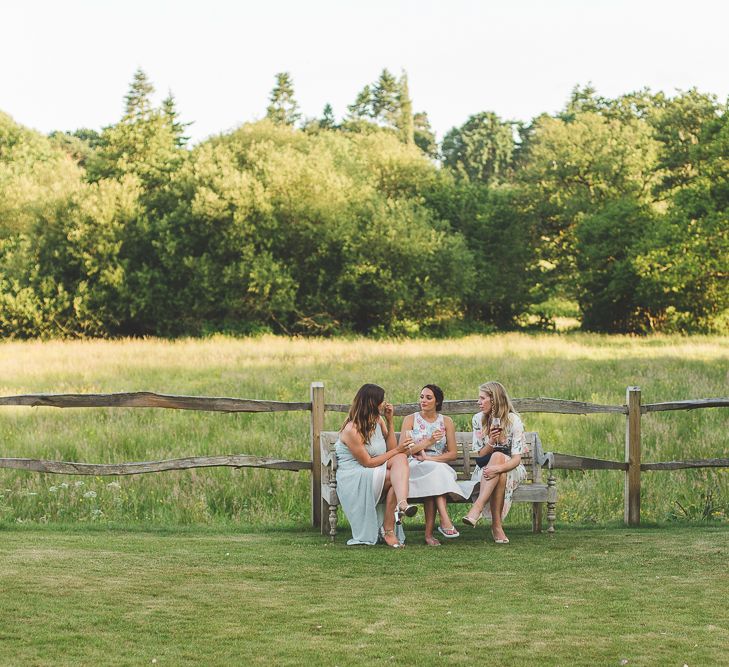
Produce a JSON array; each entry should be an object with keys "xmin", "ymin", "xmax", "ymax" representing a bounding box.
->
[
  {"xmin": 423, "ymin": 498, "xmax": 439, "ymax": 545},
  {"xmin": 464, "ymin": 475, "xmax": 500, "ymax": 521},
  {"xmin": 380, "ymin": 474, "xmax": 399, "ymax": 547},
  {"xmin": 465, "ymin": 453, "xmax": 508, "ymax": 522},
  {"xmin": 387, "ymin": 453, "xmax": 410, "ymax": 507},
  {"xmin": 435, "ymin": 495, "xmax": 455, "ymax": 530},
  {"xmin": 489, "ymin": 472, "xmax": 508, "ymax": 542}
]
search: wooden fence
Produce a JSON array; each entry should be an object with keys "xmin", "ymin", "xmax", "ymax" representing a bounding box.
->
[{"xmin": 1, "ymin": 384, "xmax": 727, "ymax": 529}]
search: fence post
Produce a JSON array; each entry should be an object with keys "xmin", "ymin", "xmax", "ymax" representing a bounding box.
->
[
  {"xmin": 310, "ymin": 382, "xmax": 325, "ymax": 530},
  {"xmin": 624, "ymin": 386, "xmax": 642, "ymax": 526}
]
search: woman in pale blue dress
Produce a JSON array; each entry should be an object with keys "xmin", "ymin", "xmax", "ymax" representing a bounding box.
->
[
  {"xmin": 400, "ymin": 384, "xmax": 467, "ymax": 546},
  {"xmin": 335, "ymin": 384, "xmax": 417, "ymax": 547},
  {"xmin": 459, "ymin": 381, "xmax": 528, "ymax": 544}
]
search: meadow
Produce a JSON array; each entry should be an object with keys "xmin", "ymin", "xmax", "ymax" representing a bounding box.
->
[{"xmin": 0, "ymin": 334, "xmax": 727, "ymax": 528}]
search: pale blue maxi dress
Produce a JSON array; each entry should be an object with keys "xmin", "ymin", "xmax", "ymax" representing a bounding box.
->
[{"xmin": 335, "ymin": 422, "xmax": 405, "ymax": 546}]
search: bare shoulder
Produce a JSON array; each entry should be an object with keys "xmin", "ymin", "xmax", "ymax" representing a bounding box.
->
[
  {"xmin": 340, "ymin": 422, "xmax": 362, "ymax": 447},
  {"xmin": 442, "ymin": 414, "xmax": 455, "ymax": 427}
]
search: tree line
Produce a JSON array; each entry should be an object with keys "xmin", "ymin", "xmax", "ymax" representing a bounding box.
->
[{"xmin": 0, "ymin": 69, "xmax": 727, "ymax": 337}]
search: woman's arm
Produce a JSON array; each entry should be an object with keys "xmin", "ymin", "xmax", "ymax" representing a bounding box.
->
[
  {"xmin": 420, "ymin": 416, "xmax": 457, "ymax": 462},
  {"xmin": 340, "ymin": 422, "xmax": 407, "ymax": 468},
  {"xmin": 397, "ymin": 414, "xmax": 415, "ymax": 450}
]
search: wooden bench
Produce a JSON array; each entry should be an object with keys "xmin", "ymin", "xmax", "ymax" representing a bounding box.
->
[{"xmin": 320, "ymin": 431, "xmax": 557, "ymax": 541}]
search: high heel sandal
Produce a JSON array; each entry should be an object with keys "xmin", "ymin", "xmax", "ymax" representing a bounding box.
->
[
  {"xmin": 462, "ymin": 513, "xmax": 482, "ymax": 527},
  {"xmin": 394, "ymin": 500, "xmax": 418, "ymax": 525},
  {"xmin": 380, "ymin": 527, "xmax": 403, "ymax": 548}
]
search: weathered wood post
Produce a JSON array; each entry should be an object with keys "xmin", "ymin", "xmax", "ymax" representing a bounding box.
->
[
  {"xmin": 624, "ymin": 386, "xmax": 642, "ymax": 526},
  {"xmin": 310, "ymin": 382, "xmax": 325, "ymax": 530}
]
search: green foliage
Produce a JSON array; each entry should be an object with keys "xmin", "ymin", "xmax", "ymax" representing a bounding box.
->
[
  {"xmin": 265, "ymin": 72, "xmax": 301, "ymax": 126},
  {"xmin": 1, "ymin": 72, "xmax": 727, "ymax": 337},
  {"xmin": 442, "ymin": 111, "xmax": 517, "ymax": 185}
]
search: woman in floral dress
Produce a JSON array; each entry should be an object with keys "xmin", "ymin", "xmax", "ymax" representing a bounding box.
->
[
  {"xmin": 400, "ymin": 384, "xmax": 467, "ymax": 546},
  {"xmin": 459, "ymin": 381, "xmax": 527, "ymax": 544}
]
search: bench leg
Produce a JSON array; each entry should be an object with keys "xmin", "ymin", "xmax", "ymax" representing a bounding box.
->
[
  {"xmin": 328, "ymin": 503, "xmax": 338, "ymax": 542},
  {"xmin": 547, "ymin": 469, "xmax": 557, "ymax": 535},
  {"xmin": 328, "ymin": 475, "xmax": 338, "ymax": 542},
  {"xmin": 532, "ymin": 502, "xmax": 542, "ymax": 533}
]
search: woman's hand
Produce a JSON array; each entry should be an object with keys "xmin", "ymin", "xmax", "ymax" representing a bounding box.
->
[
  {"xmin": 395, "ymin": 436, "xmax": 413, "ymax": 455},
  {"xmin": 482, "ymin": 464, "xmax": 501, "ymax": 480},
  {"xmin": 413, "ymin": 450, "xmax": 426, "ymax": 462},
  {"xmin": 488, "ymin": 424, "xmax": 502, "ymax": 445},
  {"xmin": 430, "ymin": 428, "xmax": 444, "ymax": 443},
  {"xmin": 383, "ymin": 402, "xmax": 395, "ymax": 421}
]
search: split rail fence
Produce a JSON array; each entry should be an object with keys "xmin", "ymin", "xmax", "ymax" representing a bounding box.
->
[{"xmin": 1, "ymin": 384, "xmax": 727, "ymax": 530}]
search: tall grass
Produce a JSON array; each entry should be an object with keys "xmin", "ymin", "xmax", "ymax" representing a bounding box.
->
[{"xmin": 0, "ymin": 334, "xmax": 727, "ymax": 527}]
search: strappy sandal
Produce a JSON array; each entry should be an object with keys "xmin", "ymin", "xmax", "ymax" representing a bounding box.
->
[
  {"xmin": 394, "ymin": 500, "xmax": 418, "ymax": 525},
  {"xmin": 492, "ymin": 529, "xmax": 510, "ymax": 544},
  {"xmin": 437, "ymin": 525, "xmax": 460, "ymax": 538},
  {"xmin": 424, "ymin": 536, "xmax": 441, "ymax": 547},
  {"xmin": 380, "ymin": 527, "xmax": 403, "ymax": 548},
  {"xmin": 462, "ymin": 513, "xmax": 482, "ymax": 527}
]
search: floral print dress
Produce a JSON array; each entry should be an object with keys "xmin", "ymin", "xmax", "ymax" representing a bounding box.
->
[{"xmin": 457, "ymin": 411, "xmax": 528, "ymax": 520}]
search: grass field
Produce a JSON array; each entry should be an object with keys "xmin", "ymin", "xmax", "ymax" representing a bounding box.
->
[
  {"xmin": 0, "ymin": 523, "xmax": 727, "ymax": 666},
  {"xmin": 0, "ymin": 334, "xmax": 727, "ymax": 528}
]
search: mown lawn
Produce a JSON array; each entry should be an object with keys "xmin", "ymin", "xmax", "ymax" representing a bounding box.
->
[{"xmin": 1, "ymin": 523, "xmax": 727, "ymax": 666}]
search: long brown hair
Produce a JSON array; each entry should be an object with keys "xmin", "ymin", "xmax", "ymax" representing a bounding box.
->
[
  {"xmin": 479, "ymin": 381, "xmax": 517, "ymax": 434},
  {"xmin": 343, "ymin": 383, "xmax": 385, "ymax": 441}
]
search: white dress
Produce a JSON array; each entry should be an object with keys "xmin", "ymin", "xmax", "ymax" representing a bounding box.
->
[
  {"xmin": 457, "ymin": 411, "xmax": 528, "ymax": 520},
  {"xmin": 407, "ymin": 412, "xmax": 468, "ymax": 501}
]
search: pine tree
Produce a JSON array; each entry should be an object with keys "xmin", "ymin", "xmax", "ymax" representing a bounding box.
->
[
  {"xmin": 124, "ymin": 68, "xmax": 155, "ymax": 120},
  {"xmin": 414, "ymin": 111, "xmax": 438, "ymax": 158},
  {"xmin": 372, "ymin": 69, "xmax": 400, "ymax": 126},
  {"xmin": 266, "ymin": 72, "xmax": 301, "ymax": 126},
  {"xmin": 396, "ymin": 73, "xmax": 414, "ymax": 144},
  {"xmin": 347, "ymin": 85, "xmax": 373, "ymax": 120},
  {"xmin": 162, "ymin": 91, "xmax": 191, "ymax": 147},
  {"xmin": 319, "ymin": 103, "xmax": 336, "ymax": 130}
]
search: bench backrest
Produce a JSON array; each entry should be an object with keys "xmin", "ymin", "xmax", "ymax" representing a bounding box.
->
[{"xmin": 320, "ymin": 431, "xmax": 546, "ymax": 484}]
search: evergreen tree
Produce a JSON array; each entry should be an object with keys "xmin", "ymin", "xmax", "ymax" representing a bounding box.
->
[
  {"xmin": 347, "ymin": 85, "xmax": 373, "ymax": 120},
  {"xmin": 396, "ymin": 73, "xmax": 414, "ymax": 144},
  {"xmin": 319, "ymin": 103, "xmax": 336, "ymax": 130},
  {"xmin": 372, "ymin": 69, "xmax": 400, "ymax": 126},
  {"xmin": 266, "ymin": 72, "xmax": 301, "ymax": 126},
  {"xmin": 413, "ymin": 111, "xmax": 437, "ymax": 158},
  {"xmin": 162, "ymin": 91, "xmax": 191, "ymax": 147},
  {"xmin": 124, "ymin": 68, "xmax": 155, "ymax": 120}
]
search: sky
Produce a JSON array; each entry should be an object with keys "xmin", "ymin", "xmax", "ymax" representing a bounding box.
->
[{"xmin": 3, "ymin": 0, "xmax": 728, "ymax": 145}]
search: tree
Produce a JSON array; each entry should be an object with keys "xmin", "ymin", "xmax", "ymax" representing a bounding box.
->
[
  {"xmin": 319, "ymin": 103, "xmax": 336, "ymax": 130},
  {"xmin": 347, "ymin": 85, "xmax": 373, "ymax": 120},
  {"xmin": 265, "ymin": 72, "xmax": 300, "ymax": 126},
  {"xmin": 124, "ymin": 68, "xmax": 155, "ymax": 120},
  {"xmin": 413, "ymin": 111, "xmax": 437, "ymax": 158},
  {"xmin": 161, "ymin": 91, "xmax": 191, "ymax": 147},
  {"xmin": 396, "ymin": 73, "xmax": 414, "ymax": 144},
  {"xmin": 442, "ymin": 112, "xmax": 516, "ymax": 185},
  {"xmin": 372, "ymin": 69, "xmax": 400, "ymax": 126}
]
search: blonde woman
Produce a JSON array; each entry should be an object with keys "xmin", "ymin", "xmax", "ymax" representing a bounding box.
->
[
  {"xmin": 459, "ymin": 381, "xmax": 527, "ymax": 544},
  {"xmin": 335, "ymin": 384, "xmax": 417, "ymax": 547}
]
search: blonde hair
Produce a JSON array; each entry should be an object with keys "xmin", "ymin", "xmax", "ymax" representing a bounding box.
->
[{"xmin": 479, "ymin": 381, "xmax": 517, "ymax": 433}]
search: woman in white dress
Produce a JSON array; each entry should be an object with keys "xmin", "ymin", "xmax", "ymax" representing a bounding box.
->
[
  {"xmin": 335, "ymin": 384, "xmax": 418, "ymax": 547},
  {"xmin": 400, "ymin": 384, "xmax": 467, "ymax": 546},
  {"xmin": 460, "ymin": 381, "xmax": 527, "ymax": 544}
]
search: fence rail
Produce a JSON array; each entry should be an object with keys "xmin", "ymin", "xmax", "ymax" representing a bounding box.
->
[
  {"xmin": 0, "ymin": 392, "xmax": 311, "ymax": 413},
  {"xmin": 0, "ymin": 455, "xmax": 311, "ymax": 475},
  {"xmin": 0, "ymin": 385, "xmax": 727, "ymax": 529}
]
